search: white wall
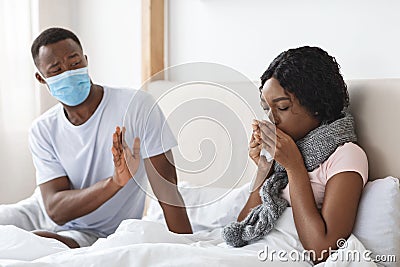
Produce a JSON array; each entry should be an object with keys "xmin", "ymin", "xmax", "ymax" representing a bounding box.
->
[
  {"xmin": 70, "ymin": 0, "xmax": 142, "ymax": 89},
  {"xmin": 168, "ymin": 0, "xmax": 400, "ymax": 81}
]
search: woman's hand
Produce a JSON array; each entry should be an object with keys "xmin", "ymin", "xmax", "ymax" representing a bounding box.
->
[
  {"xmin": 258, "ymin": 121, "xmax": 303, "ymax": 172},
  {"xmin": 251, "ymin": 153, "xmax": 274, "ymax": 192},
  {"xmin": 249, "ymin": 120, "xmax": 263, "ymax": 165},
  {"xmin": 248, "ymin": 119, "xmax": 274, "ymax": 191},
  {"xmin": 111, "ymin": 126, "xmax": 141, "ymax": 187}
]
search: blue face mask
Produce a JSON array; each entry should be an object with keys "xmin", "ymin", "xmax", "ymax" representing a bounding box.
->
[{"xmin": 44, "ymin": 67, "xmax": 91, "ymax": 106}]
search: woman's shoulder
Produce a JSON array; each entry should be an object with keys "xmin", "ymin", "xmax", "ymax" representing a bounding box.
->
[
  {"xmin": 331, "ymin": 142, "xmax": 367, "ymax": 161},
  {"xmin": 324, "ymin": 142, "xmax": 368, "ymax": 184},
  {"xmin": 327, "ymin": 142, "xmax": 368, "ymax": 168},
  {"xmin": 334, "ymin": 142, "xmax": 366, "ymax": 154}
]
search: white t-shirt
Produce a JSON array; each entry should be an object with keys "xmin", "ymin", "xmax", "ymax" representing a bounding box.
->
[{"xmin": 29, "ymin": 87, "xmax": 177, "ymax": 237}]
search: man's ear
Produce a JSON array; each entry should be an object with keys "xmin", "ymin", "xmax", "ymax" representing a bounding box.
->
[{"xmin": 35, "ymin": 72, "xmax": 46, "ymax": 84}]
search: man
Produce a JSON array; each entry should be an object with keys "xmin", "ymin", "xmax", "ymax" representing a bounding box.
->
[{"xmin": 0, "ymin": 27, "xmax": 192, "ymax": 248}]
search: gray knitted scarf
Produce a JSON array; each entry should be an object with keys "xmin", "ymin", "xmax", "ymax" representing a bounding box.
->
[{"xmin": 222, "ymin": 112, "xmax": 357, "ymax": 247}]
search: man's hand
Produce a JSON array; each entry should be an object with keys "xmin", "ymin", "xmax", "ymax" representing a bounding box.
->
[{"xmin": 111, "ymin": 126, "xmax": 141, "ymax": 187}]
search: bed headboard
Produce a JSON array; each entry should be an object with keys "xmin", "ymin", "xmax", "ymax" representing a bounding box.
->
[
  {"xmin": 347, "ymin": 79, "xmax": 400, "ymax": 180},
  {"xmin": 146, "ymin": 79, "xmax": 400, "ymax": 187}
]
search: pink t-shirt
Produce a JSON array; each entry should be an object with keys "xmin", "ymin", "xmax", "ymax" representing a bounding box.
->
[{"xmin": 280, "ymin": 142, "xmax": 368, "ymax": 209}]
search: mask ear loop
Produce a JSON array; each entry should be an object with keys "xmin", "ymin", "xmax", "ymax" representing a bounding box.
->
[{"xmin": 34, "ymin": 68, "xmax": 50, "ymax": 99}]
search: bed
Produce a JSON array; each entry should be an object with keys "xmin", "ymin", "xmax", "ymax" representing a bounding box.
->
[{"xmin": 0, "ymin": 78, "xmax": 399, "ymax": 267}]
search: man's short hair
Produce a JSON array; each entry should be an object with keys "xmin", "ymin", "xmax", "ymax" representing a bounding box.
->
[{"xmin": 31, "ymin": 27, "xmax": 82, "ymax": 65}]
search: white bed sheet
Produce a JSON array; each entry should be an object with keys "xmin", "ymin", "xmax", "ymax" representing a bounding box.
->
[{"xmin": 0, "ymin": 208, "xmax": 377, "ymax": 267}]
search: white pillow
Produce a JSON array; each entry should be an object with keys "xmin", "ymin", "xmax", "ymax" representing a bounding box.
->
[
  {"xmin": 143, "ymin": 182, "xmax": 251, "ymax": 232},
  {"xmin": 353, "ymin": 176, "xmax": 400, "ymax": 267}
]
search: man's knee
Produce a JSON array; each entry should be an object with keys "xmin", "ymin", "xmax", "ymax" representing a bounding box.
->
[{"xmin": 33, "ymin": 230, "xmax": 80, "ymax": 248}]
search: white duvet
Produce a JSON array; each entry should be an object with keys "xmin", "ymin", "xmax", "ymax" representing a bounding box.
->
[{"xmin": 0, "ymin": 208, "xmax": 377, "ymax": 267}]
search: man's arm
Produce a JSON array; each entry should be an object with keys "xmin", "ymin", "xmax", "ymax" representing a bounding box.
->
[
  {"xmin": 144, "ymin": 150, "xmax": 193, "ymax": 234},
  {"xmin": 39, "ymin": 127, "xmax": 140, "ymax": 225},
  {"xmin": 39, "ymin": 176, "xmax": 121, "ymax": 225},
  {"xmin": 115, "ymin": 126, "xmax": 192, "ymax": 234}
]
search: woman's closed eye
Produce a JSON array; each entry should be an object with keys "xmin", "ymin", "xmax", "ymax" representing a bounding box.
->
[{"xmin": 278, "ymin": 107, "xmax": 289, "ymax": 111}]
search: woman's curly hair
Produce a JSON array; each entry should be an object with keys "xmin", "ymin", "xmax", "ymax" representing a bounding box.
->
[{"xmin": 260, "ymin": 46, "xmax": 349, "ymax": 123}]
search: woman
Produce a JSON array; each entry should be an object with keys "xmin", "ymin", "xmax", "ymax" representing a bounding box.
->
[{"xmin": 223, "ymin": 46, "xmax": 368, "ymax": 263}]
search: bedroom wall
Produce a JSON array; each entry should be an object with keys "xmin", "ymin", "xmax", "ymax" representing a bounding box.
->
[
  {"xmin": 167, "ymin": 0, "xmax": 400, "ymax": 81},
  {"xmin": 69, "ymin": 0, "xmax": 142, "ymax": 90}
]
